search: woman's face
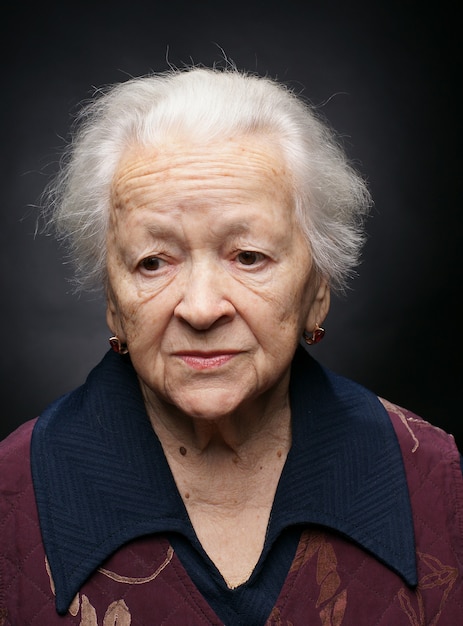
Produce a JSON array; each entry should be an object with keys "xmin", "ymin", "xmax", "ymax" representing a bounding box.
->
[{"xmin": 106, "ymin": 135, "xmax": 329, "ymax": 421}]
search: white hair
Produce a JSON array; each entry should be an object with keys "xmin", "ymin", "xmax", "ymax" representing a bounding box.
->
[{"xmin": 41, "ymin": 65, "xmax": 372, "ymax": 293}]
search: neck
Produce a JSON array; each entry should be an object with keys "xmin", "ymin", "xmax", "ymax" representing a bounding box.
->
[
  {"xmin": 140, "ymin": 381, "xmax": 292, "ymax": 583},
  {"xmin": 140, "ymin": 383, "xmax": 292, "ymax": 462}
]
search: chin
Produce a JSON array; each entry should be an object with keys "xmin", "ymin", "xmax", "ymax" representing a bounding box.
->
[{"xmin": 172, "ymin": 392, "xmax": 246, "ymax": 421}]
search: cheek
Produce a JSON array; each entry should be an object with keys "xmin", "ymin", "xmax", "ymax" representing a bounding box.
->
[
  {"xmin": 271, "ymin": 274, "xmax": 313, "ymax": 324},
  {"xmin": 120, "ymin": 299, "xmax": 153, "ymax": 338},
  {"xmin": 117, "ymin": 293, "xmax": 178, "ymax": 355},
  {"xmin": 108, "ymin": 282, "xmax": 148, "ymax": 339}
]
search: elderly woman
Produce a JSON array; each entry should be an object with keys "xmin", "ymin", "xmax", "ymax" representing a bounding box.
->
[{"xmin": 1, "ymin": 67, "xmax": 462, "ymax": 625}]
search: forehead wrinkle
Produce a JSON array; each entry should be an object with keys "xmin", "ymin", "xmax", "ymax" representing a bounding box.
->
[
  {"xmin": 109, "ymin": 139, "xmax": 297, "ymax": 250},
  {"xmin": 126, "ymin": 137, "xmax": 286, "ymax": 174},
  {"xmin": 116, "ymin": 161, "xmax": 281, "ymax": 197},
  {"xmin": 113, "ymin": 177, "xmax": 286, "ymax": 221},
  {"xmin": 112, "ymin": 138, "xmax": 291, "ymax": 205}
]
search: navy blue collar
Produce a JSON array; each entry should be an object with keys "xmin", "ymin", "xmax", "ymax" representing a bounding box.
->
[{"xmin": 31, "ymin": 347, "xmax": 416, "ymax": 615}]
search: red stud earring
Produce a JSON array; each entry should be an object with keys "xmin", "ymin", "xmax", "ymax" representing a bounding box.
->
[
  {"xmin": 303, "ymin": 324, "xmax": 325, "ymax": 346},
  {"xmin": 109, "ymin": 336, "xmax": 129, "ymax": 355}
]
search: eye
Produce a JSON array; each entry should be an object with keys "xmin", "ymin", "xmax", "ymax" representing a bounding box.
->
[
  {"xmin": 140, "ymin": 256, "xmax": 166, "ymax": 271},
  {"xmin": 236, "ymin": 250, "xmax": 265, "ymax": 266}
]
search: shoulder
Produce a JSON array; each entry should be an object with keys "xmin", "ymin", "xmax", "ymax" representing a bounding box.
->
[
  {"xmin": 380, "ymin": 399, "xmax": 463, "ymax": 598},
  {"xmin": 0, "ymin": 418, "xmax": 38, "ymax": 534},
  {"xmin": 0, "ymin": 419, "xmax": 37, "ymax": 474},
  {"xmin": 379, "ymin": 398, "xmax": 460, "ymax": 459},
  {"xmin": 0, "ymin": 420, "xmax": 61, "ymax": 621},
  {"xmin": 379, "ymin": 398, "xmax": 463, "ymax": 502},
  {"xmin": 0, "ymin": 419, "xmax": 37, "ymax": 507}
]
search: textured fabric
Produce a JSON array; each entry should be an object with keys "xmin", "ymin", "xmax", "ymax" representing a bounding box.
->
[
  {"xmin": 1, "ymin": 405, "xmax": 462, "ymax": 624},
  {"xmin": 30, "ymin": 348, "xmax": 415, "ymax": 617},
  {"xmin": 269, "ymin": 403, "xmax": 463, "ymax": 624},
  {"xmin": 1, "ymin": 350, "xmax": 462, "ymax": 624}
]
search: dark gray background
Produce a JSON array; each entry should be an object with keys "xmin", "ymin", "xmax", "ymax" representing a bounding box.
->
[{"xmin": 2, "ymin": 1, "xmax": 461, "ymax": 449}]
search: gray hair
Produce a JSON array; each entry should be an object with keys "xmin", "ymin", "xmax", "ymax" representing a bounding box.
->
[{"xmin": 41, "ymin": 65, "xmax": 372, "ymax": 293}]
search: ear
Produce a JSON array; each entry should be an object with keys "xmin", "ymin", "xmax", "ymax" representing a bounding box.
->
[{"xmin": 304, "ymin": 278, "xmax": 330, "ymax": 334}]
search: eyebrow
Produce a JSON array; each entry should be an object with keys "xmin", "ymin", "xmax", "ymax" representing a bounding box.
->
[{"xmin": 145, "ymin": 220, "xmax": 253, "ymax": 241}]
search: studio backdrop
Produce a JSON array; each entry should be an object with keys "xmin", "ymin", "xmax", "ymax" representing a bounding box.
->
[{"xmin": 2, "ymin": 0, "xmax": 461, "ymax": 449}]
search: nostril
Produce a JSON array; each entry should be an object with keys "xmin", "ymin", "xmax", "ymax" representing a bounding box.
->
[{"xmin": 174, "ymin": 291, "xmax": 235, "ymax": 330}]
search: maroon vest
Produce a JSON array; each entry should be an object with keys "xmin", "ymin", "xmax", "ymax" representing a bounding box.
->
[{"xmin": 1, "ymin": 402, "xmax": 462, "ymax": 625}]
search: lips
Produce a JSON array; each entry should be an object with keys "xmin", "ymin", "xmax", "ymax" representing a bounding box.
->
[{"xmin": 174, "ymin": 351, "xmax": 239, "ymax": 370}]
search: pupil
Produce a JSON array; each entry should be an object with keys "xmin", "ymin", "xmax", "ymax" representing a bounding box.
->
[
  {"xmin": 144, "ymin": 257, "xmax": 159, "ymax": 270},
  {"xmin": 240, "ymin": 251, "xmax": 256, "ymax": 265}
]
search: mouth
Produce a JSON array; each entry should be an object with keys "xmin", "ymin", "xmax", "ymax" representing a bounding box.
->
[{"xmin": 174, "ymin": 351, "xmax": 239, "ymax": 371}]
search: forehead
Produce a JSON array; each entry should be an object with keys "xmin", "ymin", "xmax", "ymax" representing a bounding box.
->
[{"xmin": 110, "ymin": 134, "xmax": 293, "ymax": 216}]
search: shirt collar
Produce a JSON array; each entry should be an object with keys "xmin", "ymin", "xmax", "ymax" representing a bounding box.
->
[
  {"xmin": 31, "ymin": 347, "xmax": 416, "ymax": 615},
  {"xmin": 273, "ymin": 348, "xmax": 416, "ymax": 583}
]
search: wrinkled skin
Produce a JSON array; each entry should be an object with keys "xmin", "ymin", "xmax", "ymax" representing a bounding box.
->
[{"xmin": 106, "ymin": 135, "xmax": 330, "ymax": 439}]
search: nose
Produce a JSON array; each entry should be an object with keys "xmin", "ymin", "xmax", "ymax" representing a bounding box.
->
[{"xmin": 174, "ymin": 261, "xmax": 236, "ymax": 330}]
